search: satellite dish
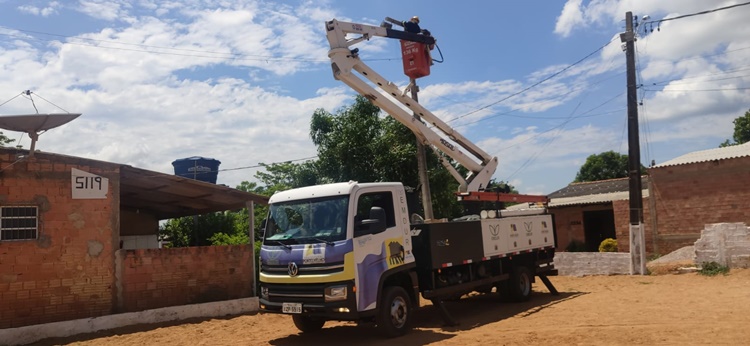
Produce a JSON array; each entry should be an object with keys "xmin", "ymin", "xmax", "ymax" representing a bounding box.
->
[{"xmin": 0, "ymin": 113, "xmax": 81, "ymax": 156}]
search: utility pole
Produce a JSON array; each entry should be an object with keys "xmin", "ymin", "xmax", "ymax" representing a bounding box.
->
[
  {"xmin": 620, "ymin": 11, "xmax": 646, "ymax": 275},
  {"xmin": 410, "ymin": 78, "xmax": 434, "ymax": 221}
]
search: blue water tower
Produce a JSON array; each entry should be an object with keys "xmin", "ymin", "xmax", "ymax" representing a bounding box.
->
[{"xmin": 172, "ymin": 156, "xmax": 221, "ymax": 184}]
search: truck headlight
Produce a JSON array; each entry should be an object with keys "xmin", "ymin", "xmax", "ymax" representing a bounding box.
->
[
  {"xmin": 324, "ymin": 285, "xmax": 348, "ymax": 302},
  {"xmin": 261, "ymin": 286, "xmax": 269, "ymax": 299}
]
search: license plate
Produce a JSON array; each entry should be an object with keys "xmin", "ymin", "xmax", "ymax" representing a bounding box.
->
[{"xmin": 282, "ymin": 302, "xmax": 302, "ymax": 314}]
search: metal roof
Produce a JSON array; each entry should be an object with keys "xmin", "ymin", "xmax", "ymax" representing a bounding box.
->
[
  {"xmin": 1, "ymin": 148, "xmax": 268, "ymax": 220},
  {"xmin": 549, "ymin": 189, "xmax": 649, "ymax": 207},
  {"xmin": 653, "ymin": 142, "xmax": 750, "ymax": 168},
  {"xmin": 547, "ymin": 176, "xmax": 648, "ymax": 199}
]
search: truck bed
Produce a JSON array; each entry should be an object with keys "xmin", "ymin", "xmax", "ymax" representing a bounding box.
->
[{"xmin": 411, "ymin": 214, "xmax": 555, "ymax": 270}]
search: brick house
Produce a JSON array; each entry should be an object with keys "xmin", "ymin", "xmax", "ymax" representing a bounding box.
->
[
  {"xmin": 547, "ymin": 142, "xmax": 750, "ymax": 255},
  {"xmin": 0, "ymin": 148, "xmax": 268, "ymax": 329},
  {"xmin": 546, "ymin": 177, "xmax": 649, "ymax": 252}
]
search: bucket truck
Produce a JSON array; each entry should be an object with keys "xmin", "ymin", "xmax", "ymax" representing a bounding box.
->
[{"xmin": 257, "ymin": 18, "xmax": 558, "ymax": 337}]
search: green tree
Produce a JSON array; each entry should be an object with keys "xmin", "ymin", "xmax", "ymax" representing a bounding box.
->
[
  {"xmin": 720, "ymin": 108, "xmax": 750, "ymax": 147},
  {"xmin": 159, "ymin": 211, "xmax": 239, "ymax": 247},
  {"xmin": 0, "ymin": 132, "xmax": 15, "ymax": 147},
  {"xmin": 254, "ymin": 161, "xmax": 322, "ymax": 190},
  {"xmin": 309, "ymin": 95, "xmax": 464, "ymax": 219},
  {"xmin": 574, "ymin": 151, "xmax": 646, "ymax": 183}
]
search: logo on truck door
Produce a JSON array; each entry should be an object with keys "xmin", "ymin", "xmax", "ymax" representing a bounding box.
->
[{"xmin": 386, "ymin": 238, "xmax": 405, "ymax": 268}]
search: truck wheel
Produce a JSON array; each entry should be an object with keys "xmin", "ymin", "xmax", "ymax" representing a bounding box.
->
[
  {"xmin": 377, "ymin": 286, "xmax": 412, "ymax": 337},
  {"xmin": 292, "ymin": 315, "xmax": 325, "ymax": 333},
  {"xmin": 507, "ymin": 266, "xmax": 533, "ymax": 302}
]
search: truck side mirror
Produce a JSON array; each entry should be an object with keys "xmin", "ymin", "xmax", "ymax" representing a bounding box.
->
[
  {"xmin": 260, "ymin": 219, "xmax": 268, "ymax": 232},
  {"xmin": 354, "ymin": 207, "xmax": 387, "ymax": 237}
]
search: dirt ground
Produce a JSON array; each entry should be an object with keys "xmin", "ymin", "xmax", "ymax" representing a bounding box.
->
[{"xmin": 33, "ymin": 269, "xmax": 750, "ymax": 346}]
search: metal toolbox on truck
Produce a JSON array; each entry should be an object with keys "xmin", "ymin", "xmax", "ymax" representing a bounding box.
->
[{"xmin": 411, "ymin": 220, "xmax": 484, "ymax": 270}]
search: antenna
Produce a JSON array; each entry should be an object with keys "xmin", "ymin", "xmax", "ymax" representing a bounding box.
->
[{"xmin": 0, "ymin": 113, "xmax": 81, "ymax": 157}]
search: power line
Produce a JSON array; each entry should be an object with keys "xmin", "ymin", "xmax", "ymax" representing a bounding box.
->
[
  {"xmin": 644, "ymin": 87, "xmax": 750, "ymax": 92},
  {"xmin": 0, "ymin": 26, "xmax": 400, "ymax": 63},
  {"xmin": 451, "ymin": 69, "xmax": 626, "ymax": 128},
  {"xmin": 446, "ymin": 37, "xmax": 618, "ymax": 123},
  {"xmin": 643, "ymin": 1, "xmax": 750, "ymax": 26}
]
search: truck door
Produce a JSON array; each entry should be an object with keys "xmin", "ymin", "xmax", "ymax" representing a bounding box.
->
[{"xmin": 351, "ymin": 187, "xmax": 412, "ymax": 312}]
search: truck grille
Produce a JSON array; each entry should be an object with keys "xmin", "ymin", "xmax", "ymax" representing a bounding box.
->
[
  {"xmin": 263, "ymin": 283, "xmax": 327, "ymax": 304},
  {"xmin": 261, "ymin": 261, "xmax": 345, "ymax": 276}
]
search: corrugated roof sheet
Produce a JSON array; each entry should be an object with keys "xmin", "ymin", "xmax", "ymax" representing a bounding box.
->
[
  {"xmin": 653, "ymin": 141, "xmax": 750, "ymax": 168},
  {"xmin": 549, "ymin": 189, "xmax": 649, "ymax": 207},
  {"xmin": 547, "ymin": 176, "xmax": 648, "ymax": 199}
]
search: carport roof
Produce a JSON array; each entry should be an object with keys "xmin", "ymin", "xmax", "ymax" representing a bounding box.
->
[
  {"xmin": 119, "ymin": 166, "xmax": 268, "ymax": 220},
  {"xmin": 0, "ymin": 148, "xmax": 268, "ymax": 220}
]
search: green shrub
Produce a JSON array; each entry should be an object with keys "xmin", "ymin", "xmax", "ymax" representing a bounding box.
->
[
  {"xmin": 598, "ymin": 238, "xmax": 618, "ymax": 252},
  {"xmin": 698, "ymin": 261, "xmax": 729, "ymax": 276},
  {"xmin": 565, "ymin": 239, "xmax": 587, "ymax": 252}
]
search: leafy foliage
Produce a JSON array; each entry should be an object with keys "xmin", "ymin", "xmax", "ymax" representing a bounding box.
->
[
  {"xmin": 598, "ymin": 238, "xmax": 618, "ymax": 252},
  {"xmin": 698, "ymin": 261, "xmax": 730, "ymax": 276},
  {"xmin": 0, "ymin": 132, "xmax": 15, "ymax": 147},
  {"xmin": 574, "ymin": 151, "xmax": 645, "ymax": 182},
  {"xmin": 309, "ymin": 95, "xmax": 464, "ymax": 219},
  {"xmin": 720, "ymin": 109, "xmax": 750, "ymax": 147},
  {"xmin": 565, "ymin": 239, "xmax": 587, "ymax": 252},
  {"xmin": 159, "ymin": 211, "xmax": 239, "ymax": 247}
]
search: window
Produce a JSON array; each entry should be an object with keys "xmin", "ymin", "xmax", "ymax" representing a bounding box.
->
[
  {"xmin": 1, "ymin": 206, "xmax": 39, "ymax": 241},
  {"xmin": 356, "ymin": 192, "xmax": 396, "ymax": 228},
  {"xmin": 264, "ymin": 196, "xmax": 349, "ymax": 244}
]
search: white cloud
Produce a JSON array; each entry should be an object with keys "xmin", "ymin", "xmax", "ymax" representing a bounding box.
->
[
  {"xmin": 17, "ymin": 2, "xmax": 61, "ymax": 17},
  {"xmin": 555, "ymin": 0, "xmax": 585, "ymax": 37},
  {"xmin": 76, "ymin": 0, "xmax": 131, "ymax": 21}
]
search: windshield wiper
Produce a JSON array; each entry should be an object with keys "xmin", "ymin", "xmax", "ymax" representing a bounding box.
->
[
  {"xmin": 312, "ymin": 237, "xmax": 335, "ymax": 246},
  {"xmin": 267, "ymin": 240, "xmax": 292, "ymax": 250}
]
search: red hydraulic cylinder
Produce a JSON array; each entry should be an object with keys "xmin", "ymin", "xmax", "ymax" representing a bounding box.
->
[{"xmin": 401, "ymin": 40, "xmax": 431, "ymax": 79}]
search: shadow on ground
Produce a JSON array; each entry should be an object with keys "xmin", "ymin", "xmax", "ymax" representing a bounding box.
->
[
  {"xmin": 267, "ymin": 290, "xmax": 586, "ymax": 346},
  {"xmin": 29, "ymin": 289, "xmax": 586, "ymax": 346}
]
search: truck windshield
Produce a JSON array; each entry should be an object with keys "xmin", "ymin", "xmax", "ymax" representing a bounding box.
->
[{"xmin": 264, "ymin": 196, "xmax": 349, "ymax": 244}]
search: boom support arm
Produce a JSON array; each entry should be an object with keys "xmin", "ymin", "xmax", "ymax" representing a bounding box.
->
[{"xmin": 325, "ymin": 19, "xmax": 497, "ymax": 192}]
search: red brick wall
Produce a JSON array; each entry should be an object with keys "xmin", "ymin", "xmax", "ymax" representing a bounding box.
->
[
  {"xmin": 550, "ymin": 206, "xmax": 586, "ymax": 251},
  {"xmin": 115, "ymin": 245, "xmax": 254, "ymax": 313},
  {"xmin": 648, "ymin": 157, "xmax": 750, "ymax": 254},
  {"xmin": 613, "ymin": 198, "xmax": 653, "ymax": 253},
  {"xmin": 0, "ymin": 152, "xmax": 119, "ymax": 328}
]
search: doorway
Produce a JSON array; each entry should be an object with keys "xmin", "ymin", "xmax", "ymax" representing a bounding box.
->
[{"xmin": 583, "ymin": 210, "xmax": 616, "ymax": 252}]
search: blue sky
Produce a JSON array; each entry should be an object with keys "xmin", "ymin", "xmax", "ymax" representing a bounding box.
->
[{"xmin": 0, "ymin": 0, "xmax": 748, "ymax": 196}]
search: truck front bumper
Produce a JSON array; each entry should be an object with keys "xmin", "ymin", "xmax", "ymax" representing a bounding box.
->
[{"xmin": 259, "ymin": 280, "xmax": 371, "ymax": 320}]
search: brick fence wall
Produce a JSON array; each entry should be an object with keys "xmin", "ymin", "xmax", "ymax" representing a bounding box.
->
[
  {"xmin": 649, "ymin": 157, "xmax": 750, "ymax": 254},
  {"xmin": 0, "ymin": 154, "xmax": 119, "ymax": 329},
  {"xmin": 115, "ymin": 245, "xmax": 254, "ymax": 313}
]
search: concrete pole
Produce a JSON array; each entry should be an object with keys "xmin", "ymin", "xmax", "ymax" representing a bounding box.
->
[
  {"xmin": 621, "ymin": 11, "xmax": 646, "ymax": 275},
  {"xmin": 410, "ymin": 78, "xmax": 434, "ymax": 221}
]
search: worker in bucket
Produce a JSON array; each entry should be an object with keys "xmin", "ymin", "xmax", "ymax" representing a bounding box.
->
[{"xmin": 403, "ymin": 16, "xmax": 421, "ymax": 33}]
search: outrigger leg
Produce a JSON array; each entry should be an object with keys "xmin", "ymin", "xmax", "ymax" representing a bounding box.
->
[
  {"xmin": 430, "ymin": 299, "xmax": 459, "ymax": 326},
  {"xmin": 537, "ymin": 273, "xmax": 559, "ymax": 295}
]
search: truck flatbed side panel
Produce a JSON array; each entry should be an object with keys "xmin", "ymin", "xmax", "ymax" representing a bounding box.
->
[
  {"xmin": 411, "ymin": 221, "xmax": 484, "ymax": 269},
  {"xmin": 480, "ymin": 215, "xmax": 555, "ymax": 256}
]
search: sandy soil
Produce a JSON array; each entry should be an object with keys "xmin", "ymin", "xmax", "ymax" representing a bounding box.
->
[{"xmin": 34, "ymin": 269, "xmax": 750, "ymax": 346}]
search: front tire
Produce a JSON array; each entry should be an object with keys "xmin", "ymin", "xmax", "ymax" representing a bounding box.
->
[
  {"xmin": 292, "ymin": 315, "xmax": 325, "ymax": 333},
  {"xmin": 377, "ymin": 286, "xmax": 412, "ymax": 337}
]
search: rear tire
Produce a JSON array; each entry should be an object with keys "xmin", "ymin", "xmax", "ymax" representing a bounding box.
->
[
  {"xmin": 507, "ymin": 266, "xmax": 533, "ymax": 302},
  {"xmin": 377, "ymin": 286, "xmax": 412, "ymax": 337},
  {"xmin": 292, "ymin": 315, "xmax": 325, "ymax": 333}
]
